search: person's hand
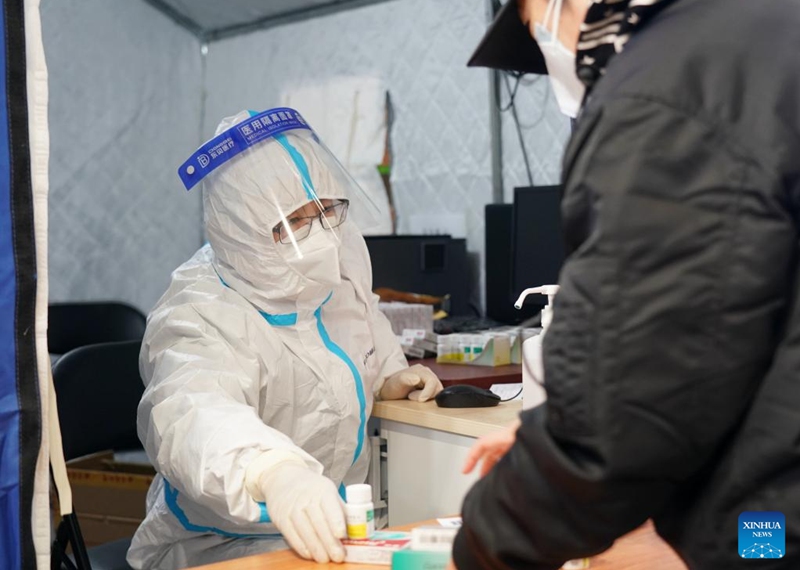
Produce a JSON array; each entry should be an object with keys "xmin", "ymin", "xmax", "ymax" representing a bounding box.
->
[
  {"xmin": 462, "ymin": 419, "xmax": 522, "ymax": 478},
  {"xmin": 379, "ymin": 364, "xmax": 443, "ymax": 402},
  {"xmin": 259, "ymin": 463, "xmax": 347, "ymax": 563},
  {"xmin": 446, "ymin": 560, "xmax": 458, "ymax": 570}
]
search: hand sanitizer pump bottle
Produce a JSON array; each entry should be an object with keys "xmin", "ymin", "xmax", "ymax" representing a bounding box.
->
[{"xmin": 514, "ymin": 285, "xmax": 559, "ymax": 411}]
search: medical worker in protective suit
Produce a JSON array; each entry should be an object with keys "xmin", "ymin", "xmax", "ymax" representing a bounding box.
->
[{"xmin": 126, "ymin": 108, "xmax": 442, "ymax": 569}]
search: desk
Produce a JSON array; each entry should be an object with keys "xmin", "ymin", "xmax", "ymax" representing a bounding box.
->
[
  {"xmin": 189, "ymin": 520, "xmax": 686, "ymax": 569},
  {"xmin": 372, "ymin": 400, "xmax": 521, "ymax": 525},
  {"xmin": 372, "ymin": 399, "xmax": 521, "ymax": 439},
  {"xmin": 417, "ymin": 358, "xmax": 522, "ymax": 389}
]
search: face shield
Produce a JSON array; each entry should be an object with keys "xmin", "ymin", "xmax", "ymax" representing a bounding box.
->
[
  {"xmin": 178, "ymin": 108, "xmax": 383, "ymax": 304},
  {"xmin": 180, "ymin": 107, "xmax": 382, "ymax": 253}
]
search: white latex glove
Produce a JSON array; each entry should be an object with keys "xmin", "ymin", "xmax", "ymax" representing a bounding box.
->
[
  {"xmin": 379, "ymin": 364, "xmax": 443, "ymax": 402},
  {"xmin": 257, "ymin": 461, "xmax": 347, "ymax": 563}
]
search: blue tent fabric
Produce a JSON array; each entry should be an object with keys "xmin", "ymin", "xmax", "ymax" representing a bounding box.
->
[{"xmin": 0, "ymin": 0, "xmax": 42, "ymax": 569}]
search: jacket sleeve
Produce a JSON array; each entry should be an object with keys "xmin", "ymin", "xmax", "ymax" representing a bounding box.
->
[
  {"xmin": 137, "ymin": 302, "xmax": 323, "ymax": 525},
  {"xmin": 453, "ymin": 97, "xmax": 796, "ymax": 568}
]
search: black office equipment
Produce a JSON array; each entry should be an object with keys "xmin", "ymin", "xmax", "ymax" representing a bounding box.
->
[
  {"xmin": 484, "ymin": 186, "xmax": 565, "ymax": 324},
  {"xmin": 433, "ymin": 315, "xmax": 504, "ymax": 335},
  {"xmin": 365, "ymin": 235, "xmax": 471, "ymax": 315},
  {"xmin": 484, "ymin": 204, "xmax": 516, "ymax": 323},
  {"xmin": 512, "ymin": 185, "xmax": 565, "ymax": 301}
]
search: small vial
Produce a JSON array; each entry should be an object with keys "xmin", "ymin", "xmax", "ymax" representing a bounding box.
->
[
  {"xmin": 438, "ymin": 337, "xmax": 452, "ymax": 362},
  {"xmin": 456, "ymin": 335, "xmax": 467, "ymax": 362},
  {"xmin": 345, "ymin": 484, "xmax": 375, "ymax": 539},
  {"xmin": 472, "ymin": 335, "xmax": 485, "ymax": 361},
  {"xmin": 449, "ymin": 337, "xmax": 459, "ymax": 362},
  {"xmin": 439, "ymin": 336, "xmax": 454, "ymax": 362}
]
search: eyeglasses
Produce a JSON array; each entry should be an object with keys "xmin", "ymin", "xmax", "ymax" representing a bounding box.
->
[{"xmin": 272, "ymin": 199, "xmax": 350, "ymax": 244}]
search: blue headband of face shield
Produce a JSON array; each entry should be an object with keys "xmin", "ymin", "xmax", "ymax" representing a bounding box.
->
[{"xmin": 177, "ymin": 107, "xmax": 313, "ymax": 191}]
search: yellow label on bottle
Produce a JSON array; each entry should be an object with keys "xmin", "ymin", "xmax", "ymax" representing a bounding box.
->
[{"xmin": 347, "ymin": 523, "xmax": 368, "ymax": 539}]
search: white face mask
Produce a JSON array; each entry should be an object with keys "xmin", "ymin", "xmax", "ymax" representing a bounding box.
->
[
  {"xmin": 535, "ymin": 0, "xmax": 586, "ymax": 118},
  {"xmin": 283, "ymin": 222, "xmax": 342, "ymax": 288}
]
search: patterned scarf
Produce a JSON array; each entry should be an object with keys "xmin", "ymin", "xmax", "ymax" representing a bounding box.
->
[{"xmin": 575, "ymin": 0, "xmax": 679, "ymax": 86}]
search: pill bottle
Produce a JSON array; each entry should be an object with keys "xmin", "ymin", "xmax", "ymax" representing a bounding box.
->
[{"xmin": 345, "ymin": 484, "xmax": 375, "ymax": 539}]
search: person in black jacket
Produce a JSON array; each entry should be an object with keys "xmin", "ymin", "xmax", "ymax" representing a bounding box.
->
[{"xmin": 452, "ymin": 0, "xmax": 800, "ymax": 568}]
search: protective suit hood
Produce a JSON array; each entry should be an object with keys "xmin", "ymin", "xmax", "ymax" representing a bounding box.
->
[{"xmin": 183, "ymin": 108, "xmax": 379, "ymax": 313}]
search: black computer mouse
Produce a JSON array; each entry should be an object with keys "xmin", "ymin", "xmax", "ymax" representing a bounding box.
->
[{"xmin": 435, "ymin": 384, "xmax": 501, "ymax": 408}]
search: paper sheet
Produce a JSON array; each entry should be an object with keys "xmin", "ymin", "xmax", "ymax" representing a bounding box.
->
[
  {"xmin": 490, "ymin": 383, "xmax": 523, "ymax": 401},
  {"xmin": 436, "ymin": 517, "xmax": 462, "ymax": 528}
]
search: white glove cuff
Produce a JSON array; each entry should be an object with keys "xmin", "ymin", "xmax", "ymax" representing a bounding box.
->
[
  {"xmin": 374, "ymin": 377, "xmax": 387, "ymax": 401},
  {"xmin": 374, "ymin": 362, "xmax": 407, "ymax": 401},
  {"xmin": 245, "ymin": 450, "xmax": 308, "ymax": 502}
]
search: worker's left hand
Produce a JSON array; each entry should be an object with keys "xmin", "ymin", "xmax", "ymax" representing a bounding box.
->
[{"xmin": 379, "ymin": 364, "xmax": 443, "ymax": 402}]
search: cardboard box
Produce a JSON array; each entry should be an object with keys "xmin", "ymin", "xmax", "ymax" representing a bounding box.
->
[
  {"xmin": 51, "ymin": 451, "xmax": 155, "ymax": 547},
  {"xmin": 436, "ymin": 334, "xmax": 512, "ymax": 367}
]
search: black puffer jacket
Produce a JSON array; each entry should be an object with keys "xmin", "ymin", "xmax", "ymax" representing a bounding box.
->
[{"xmin": 454, "ymin": 0, "xmax": 800, "ymax": 568}]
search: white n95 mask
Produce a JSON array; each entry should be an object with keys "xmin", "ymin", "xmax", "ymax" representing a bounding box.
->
[
  {"xmin": 535, "ymin": 0, "xmax": 586, "ymax": 118},
  {"xmin": 282, "ymin": 223, "xmax": 342, "ymax": 288}
]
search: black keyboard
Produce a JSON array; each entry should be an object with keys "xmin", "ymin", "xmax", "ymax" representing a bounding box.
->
[{"xmin": 434, "ymin": 316, "xmax": 505, "ymax": 335}]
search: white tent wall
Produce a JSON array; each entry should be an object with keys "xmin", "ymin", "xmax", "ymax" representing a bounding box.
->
[
  {"xmin": 41, "ymin": 0, "xmax": 204, "ymax": 314},
  {"xmin": 202, "ymin": 0, "xmax": 494, "ymax": 310},
  {"xmin": 202, "ymin": 0, "xmax": 567, "ymax": 311},
  {"xmin": 500, "ymin": 77, "xmax": 570, "ymax": 201},
  {"xmin": 37, "ymin": 0, "xmax": 567, "ymax": 317}
]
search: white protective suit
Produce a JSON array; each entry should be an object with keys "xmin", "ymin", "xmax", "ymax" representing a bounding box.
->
[{"xmin": 127, "ymin": 109, "xmax": 408, "ymax": 569}]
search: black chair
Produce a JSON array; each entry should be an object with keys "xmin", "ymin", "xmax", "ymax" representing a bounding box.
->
[
  {"xmin": 52, "ymin": 340, "xmax": 145, "ymax": 570},
  {"xmin": 48, "ymin": 302, "xmax": 146, "ymax": 357}
]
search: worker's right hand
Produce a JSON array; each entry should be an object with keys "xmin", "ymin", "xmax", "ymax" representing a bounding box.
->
[
  {"xmin": 379, "ymin": 364, "xmax": 443, "ymax": 402},
  {"xmin": 462, "ymin": 419, "xmax": 522, "ymax": 478},
  {"xmin": 260, "ymin": 463, "xmax": 347, "ymax": 563}
]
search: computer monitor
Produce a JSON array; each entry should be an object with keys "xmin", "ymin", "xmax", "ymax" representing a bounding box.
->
[
  {"xmin": 364, "ymin": 235, "xmax": 471, "ymax": 316},
  {"xmin": 512, "ymin": 185, "xmax": 565, "ymax": 313}
]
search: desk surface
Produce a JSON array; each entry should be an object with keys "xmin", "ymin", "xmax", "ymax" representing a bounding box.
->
[
  {"xmin": 189, "ymin": 520, "xmax": 686, "ymax": 570},
  {"xmin": 372, "ymin": 399, "xmax": 521, "ymax": 438},
  {"xmin": 418, "ymin": 358, "xmax": 522, "ymax": 389}
]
